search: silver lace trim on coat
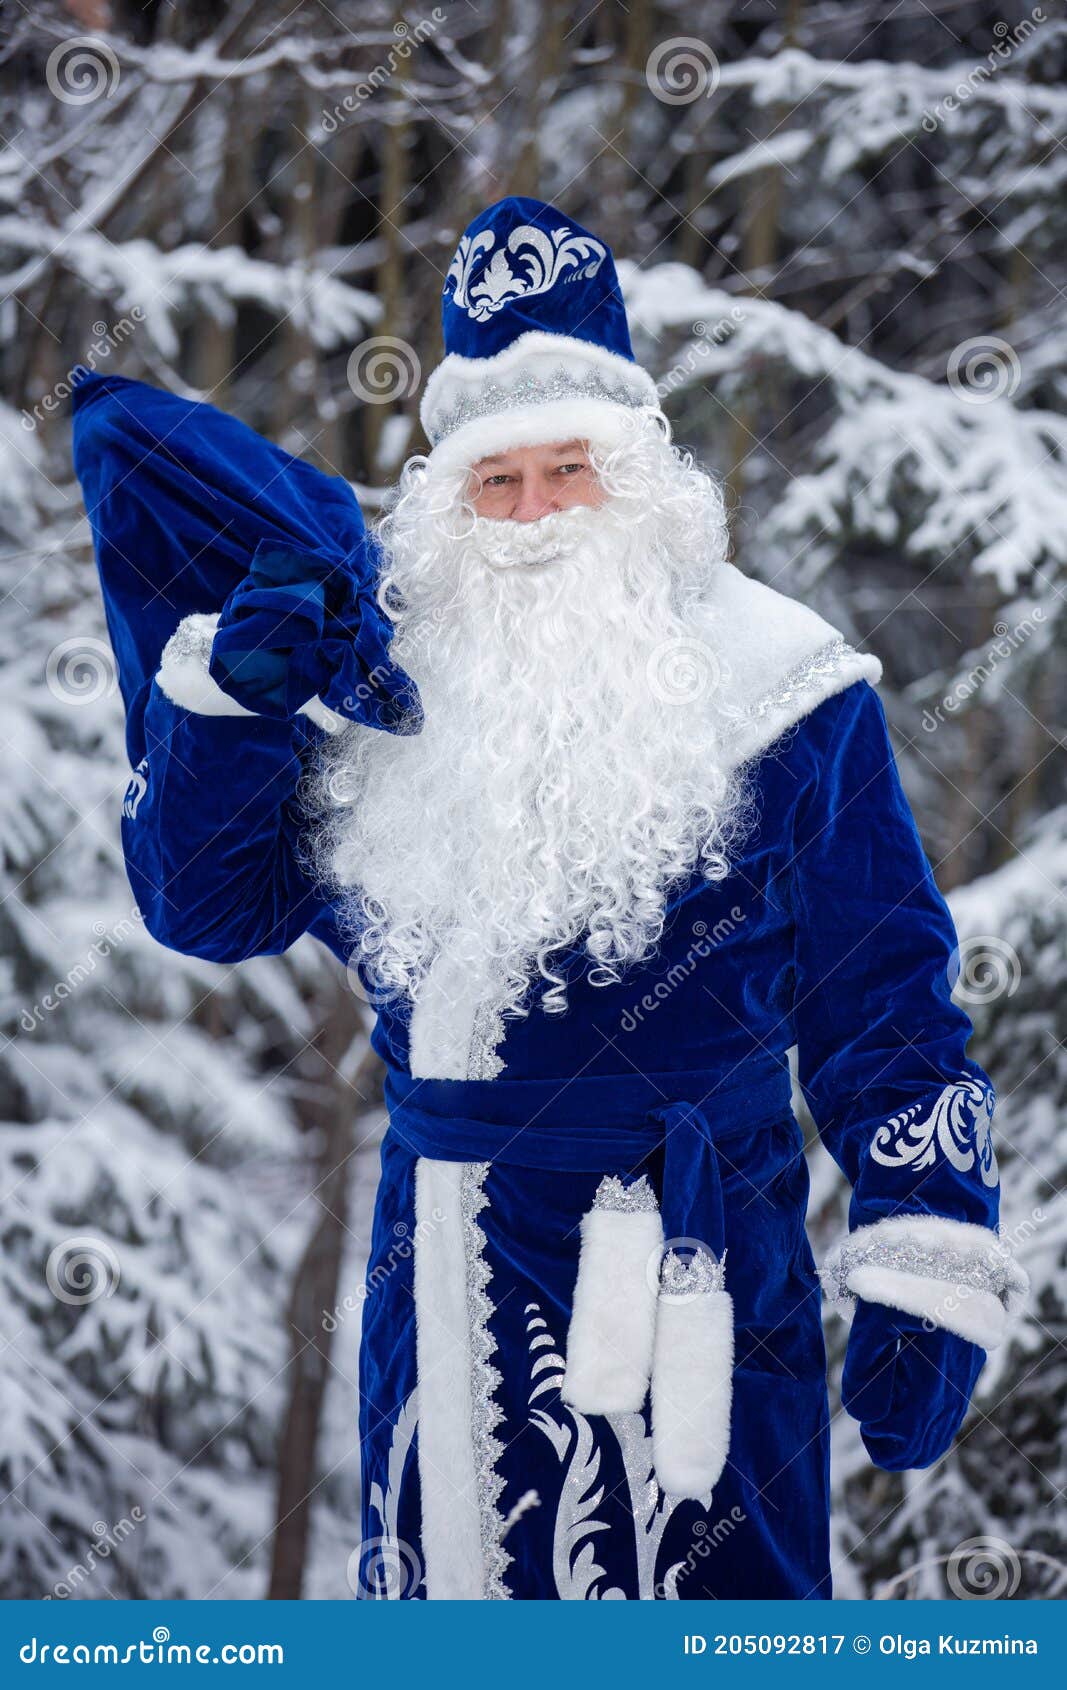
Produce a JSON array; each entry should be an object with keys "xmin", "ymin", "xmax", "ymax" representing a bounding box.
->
[
  {"xmin": 467, "ymin": 1001, "xmax": 507, "ymax": 1080},
  {"xmin": 161, "ymin": 611, "xmax": 216, "ymax": 668},
  {"xmin": 745, "ymin": 636, "xmax": 856, "ymax": 727},
  {"xmin": 591, "ymin": 1173, "xmax": 659, "ymax": 1214},
  {"xmin": 460, "ymin": 1162, "xmax": 513, "ymax": 1599},
  {"xmin": 822, "ymin": 1234, "xmax": 1024, "ymax": 1313},
  {"xmin": 660, "ymin": 1246, "xmax": 727, "ymax": 1296}
]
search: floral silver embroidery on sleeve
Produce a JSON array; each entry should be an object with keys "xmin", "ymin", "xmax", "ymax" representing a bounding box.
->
[{"xmin": 869, "ymin": 1075, "xmax": 998, "ymax": 1188}]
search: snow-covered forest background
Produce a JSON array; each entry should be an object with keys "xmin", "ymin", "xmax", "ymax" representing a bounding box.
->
[{"xmin": 1, "ymin": 0, "xmax": 1064, "ymax": 1601}]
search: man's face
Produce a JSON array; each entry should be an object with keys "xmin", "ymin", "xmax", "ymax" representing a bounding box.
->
[{"xmin": 466, "ymin": 439, "xmax": 606, "ymax": 520}]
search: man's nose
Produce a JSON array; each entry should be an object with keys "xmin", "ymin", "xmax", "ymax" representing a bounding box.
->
[{"xmin": 510, "ymin": 479, "xmax": 557, "ymax": 522}]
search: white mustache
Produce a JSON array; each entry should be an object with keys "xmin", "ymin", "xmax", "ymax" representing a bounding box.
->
[{"xmin": 461, "ymin": 504, "xmax": 606, "ymax": 570}]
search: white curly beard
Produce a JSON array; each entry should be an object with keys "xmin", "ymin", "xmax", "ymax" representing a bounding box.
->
[{"xmin": 319, "ymin": 423, "xmax": 747, "ymax": 1018}]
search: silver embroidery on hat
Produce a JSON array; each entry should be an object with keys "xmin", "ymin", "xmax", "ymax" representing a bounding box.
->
[
  {"xmin": 445, "ymin": 223, "xmax": 608, "ymax": 323},
  {"xmin": 430, "ymin": 367, "xmax": 649, "ymax": 445}
]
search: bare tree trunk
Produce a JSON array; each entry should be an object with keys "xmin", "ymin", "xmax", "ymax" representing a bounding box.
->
[
  {"xmin": 267, "ymin": 996, "xmax": 382, "ymax": 1600},
  {"xmin": 724, "ymin": 0, "xmax": 803, "ymax": 562},
  {"xmin": 363, "ymin": 18, "xmax": 411, "ymax": 480}
]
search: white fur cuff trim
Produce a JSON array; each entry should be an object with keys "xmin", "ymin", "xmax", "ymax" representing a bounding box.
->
[
  {"xmin": 651, "ymin": 1288, "xmax": 733, "ymax": 1500},
  {"xmin": 155, "ymin": 612, "xmax": 345, "ymax": 734},
  {"xmin": 821, "ymin": 1214, "xmax": 1029, "ymax": 1349},
  {"xmin": 562, "ymin": 1206, "xmax": 662, "ymax": 1414}
]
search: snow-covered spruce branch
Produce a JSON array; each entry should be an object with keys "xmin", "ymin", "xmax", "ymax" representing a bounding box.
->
[
  {"xmin": 622, "ymin": 266, "xmax": 1067, "ymax": 593},
  {"xmin": 0, "ymin": 219, "xmax": 381, "ymax": 360}
]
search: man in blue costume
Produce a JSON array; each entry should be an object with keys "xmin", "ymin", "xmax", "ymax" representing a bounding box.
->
[{"xmin": 74, "ymin": 197, "xmax": 1027, "ymax": 1601}]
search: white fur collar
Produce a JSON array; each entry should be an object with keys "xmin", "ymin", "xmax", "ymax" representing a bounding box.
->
[{"xmin": 710, "ymin": 566, "xmax": 882, "ymax": 768}]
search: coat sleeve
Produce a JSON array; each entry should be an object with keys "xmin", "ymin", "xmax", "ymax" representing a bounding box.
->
[
  {"xmin": 787, "ymin": 681, "xmax": 1027, "ymax": 1350},
  {"xmin": 122, "ymin": 670, "xmax": 340, "ymax": 964},
  {"xmin": 71, "ymin": 371, "xmax": 415, "ymax": 966}
]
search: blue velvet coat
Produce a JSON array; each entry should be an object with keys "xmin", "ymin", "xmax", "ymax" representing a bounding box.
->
[{"xmin": 73, "ymin": 374, "xmax": 1004, "ymax": 1602}]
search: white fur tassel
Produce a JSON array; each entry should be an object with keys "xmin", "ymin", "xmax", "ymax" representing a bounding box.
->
[
  {"xmin": 651, "ymin": 1261, "xmax": 734, "ymax": 1501},
  {"xmin": 562, "ymin": 1181, "xmax": 662, "ymax": 1414}
]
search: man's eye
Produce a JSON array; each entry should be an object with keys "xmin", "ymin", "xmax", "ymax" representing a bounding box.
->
[
  {"xmin": 486, "ymin": 473, "xmax": 512, "ymax": 487},
  {"xmin": 557, "ymin": 462, "xmax": 586, "ymax": 475}
]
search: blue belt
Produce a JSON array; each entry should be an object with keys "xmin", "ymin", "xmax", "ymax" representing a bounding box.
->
[{"xmin": 384, "ymin": 1054, "xmax": 795, "ymax": 1261}]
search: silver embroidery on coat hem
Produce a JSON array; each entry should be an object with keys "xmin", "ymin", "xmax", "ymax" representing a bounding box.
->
[
  {"xmin": 525, "ymin": 1301, "xmax": 703, "ymax": 1599},
  {"xmin": 460, "ymin": 1162, "xmax": 513, "ymax": 1599}
]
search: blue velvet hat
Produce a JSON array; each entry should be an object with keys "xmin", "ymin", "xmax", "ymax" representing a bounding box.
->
[{"xmin": 419, "ymin": 196, "xmax": 660, "ymax": 471}]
